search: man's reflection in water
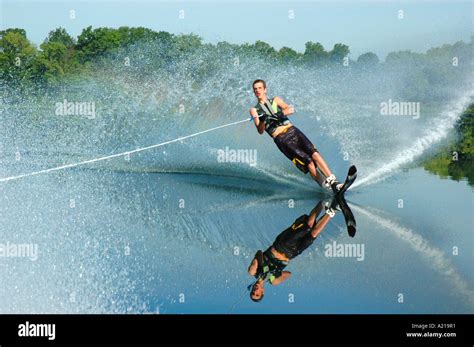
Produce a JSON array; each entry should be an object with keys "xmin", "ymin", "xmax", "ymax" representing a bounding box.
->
[{"xmin": 247, "ymin": 199, "xmax": 339, "ymax": 302}]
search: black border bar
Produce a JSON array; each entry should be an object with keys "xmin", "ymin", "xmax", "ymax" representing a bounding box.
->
[{"xmin": 0, "ymin": 314, "xmax": 473, "ymax": 345}]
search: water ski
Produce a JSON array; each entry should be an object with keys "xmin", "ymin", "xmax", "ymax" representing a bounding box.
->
[
  {"xmin": 336, "ymin": 194, "xmax": 357, "ymax": 237},
  {"xmin": 336, "ymin": 165, "xmax": 357, "ymax": 196}
]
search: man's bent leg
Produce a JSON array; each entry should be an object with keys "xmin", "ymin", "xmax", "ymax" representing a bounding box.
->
[
  {"xmin": 307, "ymin": 161, "xmax": 325, "ymax": 187},
  {"xmin": 310, "ymin": 213, "xmax": 332, "ymax": 239},
  {"xmin": 307, "ymin": 200, "xmax": 324, "ymax": 228},
  {"xmin": 312, "ymin": 152, "xmax": 334, "ymax": 178},
  {"xmin": 291, "ymin": 128, "xmax": 333, "ymax": 179}
]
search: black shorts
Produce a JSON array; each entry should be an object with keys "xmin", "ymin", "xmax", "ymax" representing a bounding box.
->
[
  {"xmin": 273, "ymin": 126, "xmax": 318, "ymax": 174},
  {"xmin": 273, "ymin": 214, "xmax": 315, "ymax": 259}
]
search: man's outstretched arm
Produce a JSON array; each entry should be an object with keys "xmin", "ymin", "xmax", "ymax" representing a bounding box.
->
[
  {"xmin": 248, "ymin": 257, "xmax": 258, "ymax": 276},
  {"xmin": 250, "ymin": 107, "xmax": 265, "ymax": 134}
]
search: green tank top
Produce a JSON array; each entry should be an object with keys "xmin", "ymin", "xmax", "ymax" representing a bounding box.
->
[
  {"xmin": 255, "ymin": 97, "xmax": 290, "ymax": 136},
  {"xmin": 255, "ymin": 249, "xmax": 288, "ymax": 284}
]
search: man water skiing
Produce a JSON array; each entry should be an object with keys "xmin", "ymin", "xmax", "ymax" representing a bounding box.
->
[
  {"xmin": 250, "ymin": 79, "xmax": 343, "ymax": 192},
  {"xmin": 247, "ymin": 199, "xmax": 339, "ymax": 302}
]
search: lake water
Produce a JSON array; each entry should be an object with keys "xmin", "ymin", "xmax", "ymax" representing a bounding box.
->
[{"xmin": 0, "ymin": 162, "xmax": 472, "ymax": 314}]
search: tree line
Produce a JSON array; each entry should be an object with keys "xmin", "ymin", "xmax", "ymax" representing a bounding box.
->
[{"xmin": 2, "ymin": 26, "xmax": 470, "ymax": 86}]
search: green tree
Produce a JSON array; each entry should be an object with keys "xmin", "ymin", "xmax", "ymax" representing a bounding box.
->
[
  {"xmin": 385, "ymin": 50, "xmax": 424, "ymax": 65},
  {"xmin": 329, "ymin": 43, "xmax": 350, "ymax": 63},
  {"xmin": 457, "ymin": 106, "xmax": 474, "ymax": 157},
  {"xmin": 253, "ymin": 40, "xmax": 276, "ymax": 57},
  {"xmin": 356, "ymin": 52, "xmax": 379, "ymax": 66},
  {"xmin": 1, "ymin": 28, "xmax": 27, "ymax": 38},
  {"xmin": 0, "ymin": 29, "xmax": 37, "ymax": 82},
  {"xmin": 30, "ymin": 28, "xmax": 78, "ymax": 82},
  {"xmin": 423, "ymin": 105, "xmax": 474, "ymax": 186},
  {"xmin": 278, "ymin": 46, "xmax": 300, "ymax": 63},
  {"xmin": 32, "ymin": 42, "xmax": 68, "ymax": 82},
  {"xmin": 44, "ymin": 27, "xmax": 75, "ymax": 46},
  {"xmin": 117, "ymin": 26, "xmax": 165, "ymax": 46},
  {"xmin": 75, "ymin": 26, "xmax": 122, "ymax": 62},
  {"xmin": 173, "ymin": 33, "xmax": 202, "ymax": 54},
  {"xmin": 303, "ymin": 41, "xmax": 328, "ymax": 64}
]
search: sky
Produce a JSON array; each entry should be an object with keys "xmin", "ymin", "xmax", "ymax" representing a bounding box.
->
[{"xmin": 1, "ymin": 0, "xmax": 472, "ymax": 59}]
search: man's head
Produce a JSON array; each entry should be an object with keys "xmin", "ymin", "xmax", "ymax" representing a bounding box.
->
[
  {"xmin": 252, "ymin": 79, "xmax": 267, "ymax": 100},
  {"xmin": 250, "ymin": 280, "xmax": 265, "ymax": 302}
]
